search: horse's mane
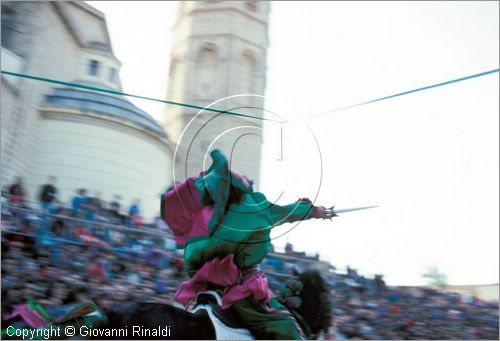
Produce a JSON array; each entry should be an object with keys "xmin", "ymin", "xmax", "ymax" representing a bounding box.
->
[{"xmin": 291, "ymin": 270, "xmax": 333, "ymax": 339}]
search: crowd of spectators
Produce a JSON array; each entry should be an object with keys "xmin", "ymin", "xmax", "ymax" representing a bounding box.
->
[
  {"xmin": 261, "ymin": 263, "xmax": 498, "ymax": 339},
  {"xmin": 261, "ymin": 261, "xmax": 498, "ymax": 340},
  {"xmin": 1, "ymin": 238, "xmax": 184, "ymax": 311},
  {"xmin": 2, "ymin": 178, "xmax": 185, "ymax": 315},
  {"xmin": 319, "ymin": 269, "xmax": 497, "ymax": 339},
  {"xmin": 1, "ymin": 178, "xmax": 499, "ymax": 340}
]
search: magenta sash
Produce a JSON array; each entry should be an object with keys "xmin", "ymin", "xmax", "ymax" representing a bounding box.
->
[{"xmin": 175, "ymin": 254, "xmax": 272, "ymax": 309}]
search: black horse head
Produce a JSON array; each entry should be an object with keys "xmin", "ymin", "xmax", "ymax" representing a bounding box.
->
[{"xmin": 286, "ymin": 270, "xmax": 333, "ymax": 339}]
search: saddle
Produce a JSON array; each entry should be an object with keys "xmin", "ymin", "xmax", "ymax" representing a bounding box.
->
[{"xmin": 190, "ymin": 291, "xmax": 254, "ymax": 340}]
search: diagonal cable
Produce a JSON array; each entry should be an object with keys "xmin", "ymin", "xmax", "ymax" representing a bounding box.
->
[
  {"xmin": 305, "ymin": 68, "xmax": 499, "ymax": 119},
  {"xmin": 1, "ymin": 70, "xmax": 284, "ymax": 123}
]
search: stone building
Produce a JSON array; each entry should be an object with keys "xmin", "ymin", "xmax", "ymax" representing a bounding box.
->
[
  {"xmin": 443, "ymin": 283, "xmax": 499, "ymax": 302},
  {"xmin": 163, "ymin": 1, "xmax": 270, "ymax": 187},
  {"xmin": 1, "ymin": 1, "xmax": 173, "ymax": 219}
]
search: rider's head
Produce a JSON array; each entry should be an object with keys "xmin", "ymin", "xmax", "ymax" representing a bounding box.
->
[{"xmin": 230, "ymin": 171, "xmax": 254, "ymax": 192}]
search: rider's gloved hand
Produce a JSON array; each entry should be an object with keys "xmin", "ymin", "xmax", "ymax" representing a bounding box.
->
[
  {"xmin": 296, "ymin": 198, "xmax": 335, "ymax": 220},
  {"xmin": 312, "ymin": 206, "xmax": 327, "ymax": 219},
  {"xmin": 312, "ymin": 206, "xmax": 335, "ymax": 220}
]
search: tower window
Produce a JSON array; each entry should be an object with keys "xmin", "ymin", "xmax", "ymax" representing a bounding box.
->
[
  {"xmin": 88, "ymin": 60, "xmax": 99, "ymax": 76},
  {"xmin": 109, "ymin": 68, "xmax": 116, "ymax": 82},
  {"xmin": 197, "ymin": 45, "xmax": 218, "ymax": 98}
]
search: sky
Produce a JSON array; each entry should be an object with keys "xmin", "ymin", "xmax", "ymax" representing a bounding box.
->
[{"xmin": 88, "ymin": 1, "xmax": 499, "ymax": 286}]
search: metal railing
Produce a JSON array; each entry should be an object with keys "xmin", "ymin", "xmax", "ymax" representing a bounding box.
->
[{"xmin": 1, "ymin": 201, "xmax": 175, "ymax": 253}]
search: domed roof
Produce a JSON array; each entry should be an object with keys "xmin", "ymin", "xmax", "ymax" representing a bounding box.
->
[{"xmin": 45, "ymin": 87, "xmax": 167, "ymax": 138}]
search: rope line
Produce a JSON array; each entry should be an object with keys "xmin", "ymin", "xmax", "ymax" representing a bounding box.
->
[
  {"xmin": 0, "ymin": 70, "xmax": 282, "ymax": 123},
  {"xmin": 2, "ymin": 68, "xmax": 498, "ymax": 123},
  {"xmin": 305, "ymin": 68, "xmax": 499, "ymax": 119}
]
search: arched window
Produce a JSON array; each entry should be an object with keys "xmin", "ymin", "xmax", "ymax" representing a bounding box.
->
[
  {"xmin": 109, "ymin": 68, "xmax": 116, "ymax": 82},
  {"xmin": 196, "ymin": 44, "xmax": 218, "ymax": 99},
  {"xmin": 239, "ymin": 52, "xmax": 256, "ymax": 103},
  {"xmin": 88, "ymin": 60, "xmax": 100, "ymax": 76}
]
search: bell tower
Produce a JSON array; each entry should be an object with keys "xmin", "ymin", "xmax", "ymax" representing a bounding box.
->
[{"xmin": 163, "ymin": 1, "xmax": 270, "ymax": 187}]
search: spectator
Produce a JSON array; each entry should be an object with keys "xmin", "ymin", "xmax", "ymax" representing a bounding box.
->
[
  {"xmin": 109, "ymin": 194, "xmax": 127, "ymax": 225},
  {"xmin": 39, "ymin": 176, "xmax": 58, "ymax": 212},
  {"xmin": 8, "ymin": 177, "xmax": 26, "ymax": 207},
  {"xmin": 110, "ymin": 194, "xmax": 121, "ymax": 214},
  {"xmin": 153, "ymin": 216, "xmax": 168, "ymax": 230},
  {"xmin": 83, "ymin": 197, "xmax": 97, "ymax": 221},
  {"xmin": 127, "ymin": 199, "xmax": 144, "ymax": 228},
  {"xmin": 71, "ymin": 189, "xmax": 88, "ymax": 213},
  {"xmin": 128, "ymin": 199, "xmax": 141, "ymax": 217}
]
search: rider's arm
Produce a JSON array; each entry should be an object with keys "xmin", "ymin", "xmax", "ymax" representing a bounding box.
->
[{"xmin": 268, "ymin": 198, "xmax": 327, "ymax": 226}]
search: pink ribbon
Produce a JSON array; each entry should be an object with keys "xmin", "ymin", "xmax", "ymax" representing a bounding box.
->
[
  {"xmin": 3, "ymin": 304, "xmax": 50, "ymax": 328},
  {"xmin": 175, "ymin": 254, "xmax": 272, "ymax": 309}
]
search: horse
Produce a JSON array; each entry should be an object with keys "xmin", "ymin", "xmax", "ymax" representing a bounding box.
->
[{"xmin": 102, "ymin": 270, "xmax": 332, "ymax": 340}]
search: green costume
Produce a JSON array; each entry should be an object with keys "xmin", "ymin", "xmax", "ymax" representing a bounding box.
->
[
  {"xmin": 162, "ymin": 150, "xmax": 319, "ymax": 339},
  {"xmin": 184, "ymin": 190, "xmax": 315, "ymax": 277}
]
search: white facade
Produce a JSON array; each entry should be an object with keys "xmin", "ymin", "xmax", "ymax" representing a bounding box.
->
[
  {"xmin": 1, "ymin": 1, "xmax": 173, "ymax": 219},
  {"xmin": 163, "ymin": 1, "xmax": 270, "ymax": 187},
  {"xmin": 35, "ymin": 108, "xmax": 171, "ymax": 219},
  {"xmin": 2, "ymin": 1, "xmax": 83, "ymax": 189}
]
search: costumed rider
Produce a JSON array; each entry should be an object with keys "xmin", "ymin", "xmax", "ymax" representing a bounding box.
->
[{"xmin": 161, "ymin": 150, "xmax": 333, "ymax": 340}]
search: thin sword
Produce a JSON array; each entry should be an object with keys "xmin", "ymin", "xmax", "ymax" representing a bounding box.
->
[
  {"xmin": 332, "ymin": 206, "xmax": 379, "ymax": 214},
  {"xmin": 323, "ymin": 205, "xmax": 379, "ymax": 219}
]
